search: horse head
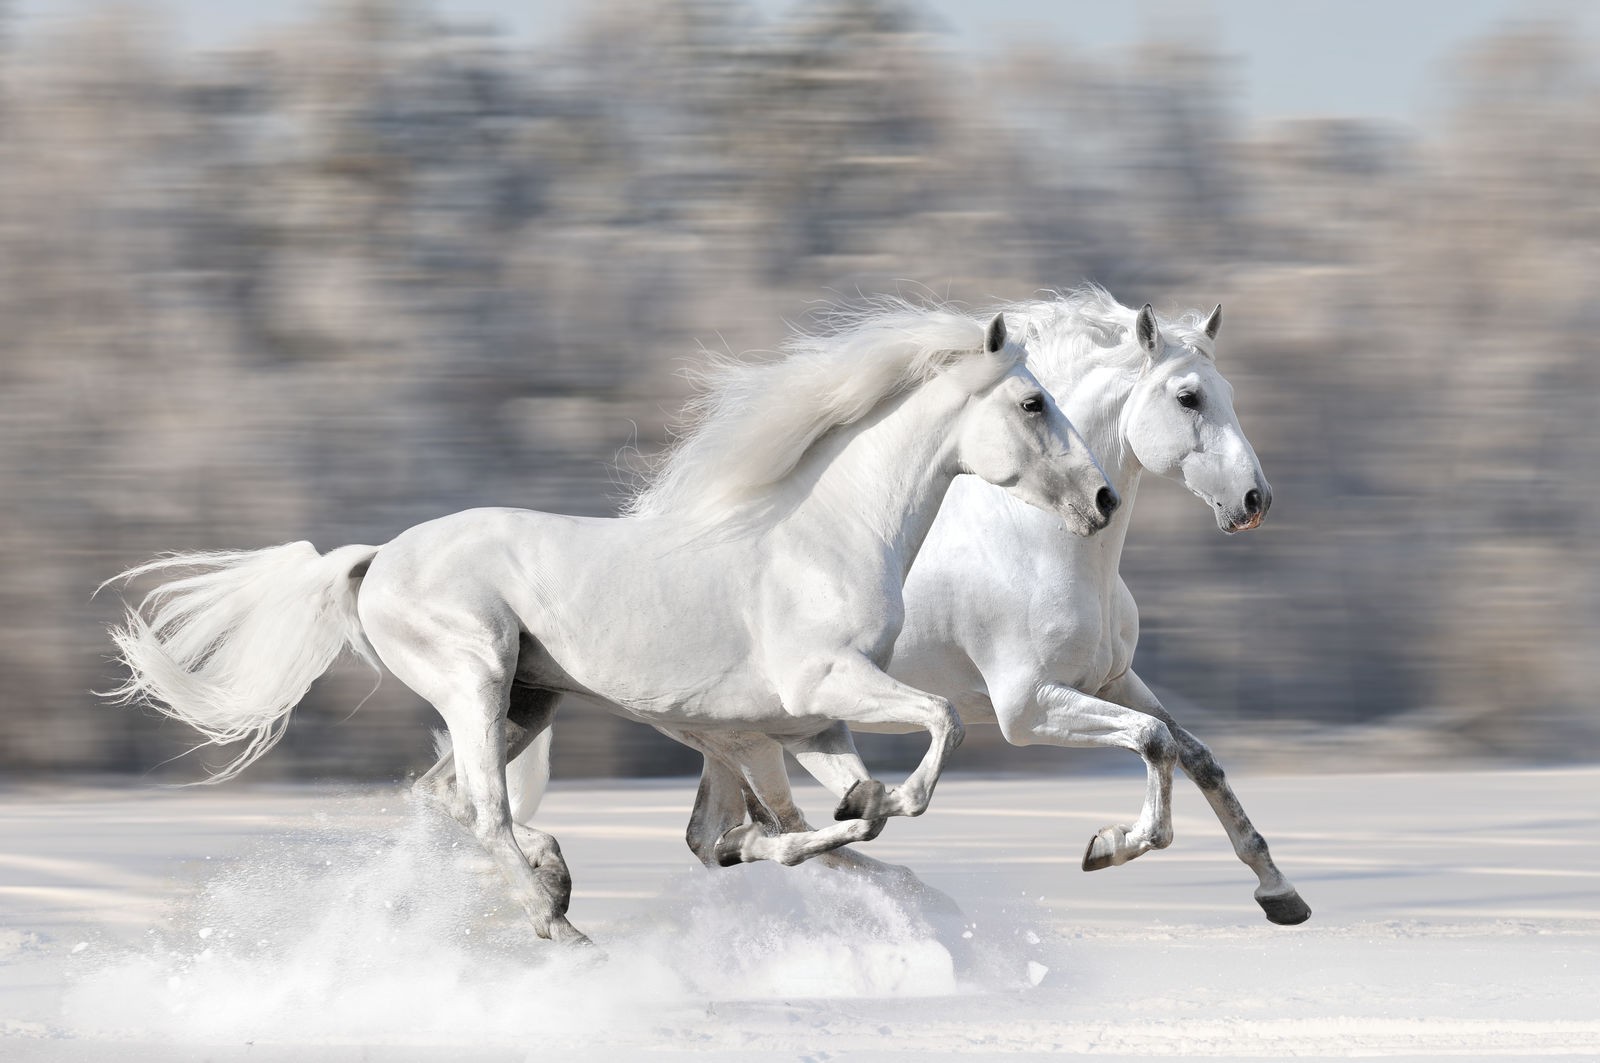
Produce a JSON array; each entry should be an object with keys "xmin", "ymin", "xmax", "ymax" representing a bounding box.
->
[
  {"xmin": 953, "ymin": 313, "xmax": 1119, "ymax": 537},
  {"xmin": 1123, "ymin": 303, "xmax": 1271, "ymax": 534}
]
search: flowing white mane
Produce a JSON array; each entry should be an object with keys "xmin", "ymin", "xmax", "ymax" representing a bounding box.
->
[
  {"xmin": 1000, "ymin": 285, "xmax": 1216, "ymax": 391},
  {"xmin": 628, "ymin": 302, "xmax": 1011, "ymax": 521}
]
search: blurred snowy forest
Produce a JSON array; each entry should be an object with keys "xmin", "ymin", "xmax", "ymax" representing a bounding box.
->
[{"xmin": 2, "ymin": 0, "xmax": 1596, "ymax": 779}]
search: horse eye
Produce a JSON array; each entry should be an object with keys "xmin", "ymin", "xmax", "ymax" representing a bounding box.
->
[
  {"xmin": 1176, "ymin": 390, "xmax": 1200, "ymax": 410},
  {"xmin": 1020, "ymin": 395, "xmax": 1045, "ymax": 414}
]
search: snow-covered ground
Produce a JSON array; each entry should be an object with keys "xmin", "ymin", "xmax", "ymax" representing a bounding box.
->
[{"xmin": 2, "ymin": 766, "xmax": 1597, "ymax": 1060}]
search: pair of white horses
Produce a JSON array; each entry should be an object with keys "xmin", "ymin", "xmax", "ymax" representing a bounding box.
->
[{"xmin": 106, "ymin": 288, "xmax": 1308, "ymax": 948}]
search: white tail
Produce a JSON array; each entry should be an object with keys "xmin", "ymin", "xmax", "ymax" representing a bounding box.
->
[{"xmin": 102, "ymin": 541, "xmax": 381, "ymax": 782}]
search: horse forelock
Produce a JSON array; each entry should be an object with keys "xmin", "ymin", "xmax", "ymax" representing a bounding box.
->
[{"xmin": 626, "ymin": 301, "xmax": 1013, "ymax": 523}]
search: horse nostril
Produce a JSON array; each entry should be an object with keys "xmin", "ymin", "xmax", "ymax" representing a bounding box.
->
[
  {"xmin": 1096, "ymin": 486, "xmax": 1120, "ymax": 518},
  {"xmin": 1244, "ymin": 488, "xmax": 1262, "ymax": 516}
]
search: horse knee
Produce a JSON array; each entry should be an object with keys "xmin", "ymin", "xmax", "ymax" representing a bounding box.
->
[{"xmin": 1139, "ymin": 718, "xmax": 1177, "ymax": 766}]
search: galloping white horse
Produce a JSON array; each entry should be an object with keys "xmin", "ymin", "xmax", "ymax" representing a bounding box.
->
[
  {"xmin": 511, "ymin": 288, "xmax": 1310, "ymax": 924},
  {"xmin": 104, "ymin": 309, "xmax": 1118, "ymax": 944}
]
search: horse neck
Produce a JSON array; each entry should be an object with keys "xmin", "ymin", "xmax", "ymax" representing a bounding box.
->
[
  {"xmin": 782, "ymin": 380, "xmax": 963, "ymax": 580},
  {"xmin": 1036, "ymin": 356, "xmax": 1146, "ymax": 566}
]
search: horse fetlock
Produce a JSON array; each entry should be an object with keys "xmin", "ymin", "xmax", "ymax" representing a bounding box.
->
[
  {"xmin": 530, "ymin": 850, "xmax": 574, "ymax": 896},
  {"xmin": 713, "ymin": 823, "xmax": 760, "ymax": 866}
]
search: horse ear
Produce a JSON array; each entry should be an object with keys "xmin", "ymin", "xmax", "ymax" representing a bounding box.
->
[
  {"xmin": 984, "ymin": 313, "xmax": 1007, "ymax": 354},
  {"xmin": 1135, "ymin": 304, "xmax": 1160, "ymax": 354},
  {"xmin": 1203, "ymin": 303, "xmax": 1223, "ymax": 341}
]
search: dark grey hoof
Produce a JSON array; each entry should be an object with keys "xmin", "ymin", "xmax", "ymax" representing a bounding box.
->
[
  {"xmin": 1257, "ymin": 890, "xmax": 1312, "ymax": 925},
  {"xmin": 713, "ymin": 825, "xmax": 752, "ymax": 867},
  {"xmin": 835, "ymin": 779, "xmax": 888, "ymax": 821},
  {"xmin": 1081, "ymin": 833, "xmax": 1116, "ymax": 872}
]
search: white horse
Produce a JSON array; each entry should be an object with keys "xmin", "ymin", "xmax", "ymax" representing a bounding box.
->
[
  {"xmin": 104, "ymin": 308, "xmax": 1119, "ymax": 945},
  {"xmin": 510, "ymin": 288, "xmax": 1310, "ymax": 924}
]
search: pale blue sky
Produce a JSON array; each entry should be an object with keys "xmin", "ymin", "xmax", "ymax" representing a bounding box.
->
[{"xmin": 12, "ymin": 0, "xmax": 1596, "ymax": 125}]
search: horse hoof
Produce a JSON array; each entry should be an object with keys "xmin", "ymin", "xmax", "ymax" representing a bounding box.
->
[
  {"xmin": 834, "ymin": 779, "xmax": 887, "ymax": 822},
  {"xmin": 713, "ymin": 824, "xmax": 757, "ymax": 867},
  {"xmin": 1256, "ymin": 889, "xmax": 1312, "ymax": 926},
  {"xmin": 549, "ymin": 915, "xmax": 601, "ymax": 952},
  {"xmin": 1081, "ymin": 825, "xmax": 1131, "ymax": 872},
  {"xmin": 1081, "ymin": 832, "xmax": 1116, "ymax": 872}
]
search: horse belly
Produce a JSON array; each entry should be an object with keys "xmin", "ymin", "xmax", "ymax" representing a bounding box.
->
[
  {"xmin": 515, "ymin": 592, "xmax": 761, "ymax": 724},
  {"xmin": 474, "ymin": 513, "xmax": 761, "ymax": 721}
]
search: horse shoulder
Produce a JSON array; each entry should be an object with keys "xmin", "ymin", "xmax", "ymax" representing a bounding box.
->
[{"xmin": 995, "ymin": 524, "xmax": 1130, "ymax": 694}]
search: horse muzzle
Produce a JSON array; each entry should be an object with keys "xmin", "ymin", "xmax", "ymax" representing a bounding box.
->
[{"xmin": 1219, "ymin": 485, "xmax": 1271, "ymax": 534}]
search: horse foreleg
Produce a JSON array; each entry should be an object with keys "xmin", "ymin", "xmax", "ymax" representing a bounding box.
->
[
  {"xmin": 1102, "ymin": 670, "xmax": 1311, "ymax": 925},
  {"xmin": 994, "ymin": 678, "xmax": 1177, "ymax": 870},
  {"xmin": 717, "ymin": 731, "xmax": 964, "ymax": 917},
  {"xmin": 673, "ymin": 727, "xmax": 886, "ymax": 867},
  {"xmin": 671, "ymin": 728, "xmax": 963, "ymax": 918},
  {"xmin": 785, "ymin": 654, "xmax": 962, "ymax": 821}
]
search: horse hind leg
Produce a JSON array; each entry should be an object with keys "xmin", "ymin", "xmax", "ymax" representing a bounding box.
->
[
  {"xmin": 359, "ymin": 567, "xmax": 590, "ymax": 945},
  {"xmin": 437, "ymin": 695, "xmax": 592, "ymax": 946},
  {"xmin": 375, "ymin": 629, "xmax": 590, "ymax": 944}
]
